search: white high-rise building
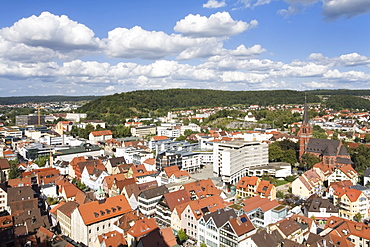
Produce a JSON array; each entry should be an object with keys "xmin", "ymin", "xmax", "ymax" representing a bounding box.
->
[{"xmin": 213, "ymin": 141, "xmax": 268, "ymax": 185}]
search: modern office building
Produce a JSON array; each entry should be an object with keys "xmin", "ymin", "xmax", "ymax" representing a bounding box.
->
[{"xmin": 213, "ymin": 141, "xmax": 268, "ymax": 186}]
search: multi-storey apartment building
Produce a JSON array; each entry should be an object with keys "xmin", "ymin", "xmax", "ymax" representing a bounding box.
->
[
  {"xmin": 213, "ymin": 141, "xmax": 268, "ymax": 186},
  {"xmin": 333, "ymin": 187, "xmax": 369, "ymax": 220},
  {"xmin": 236, "ymin": 176, "xmax": 276, "ymax": 200},
  {"xmin": 138, "ymin": 185, "xmax": 169, "ymax": 217}
]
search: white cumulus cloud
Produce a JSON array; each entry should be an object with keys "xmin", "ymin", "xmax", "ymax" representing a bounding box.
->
[
  {"xmin": 203, "ymin": 0, "xmax": 226, "ymax": 8},
  {"xmin": 174, "ymin": 12, "xmax": 257, "ymax": 37},
  {"xmin": 0, "ymin": 12, "xmax": 101, "ymax": 51},
  {"xmin": 104, "ymin": 26, "xmax": 204, "ymax": 59}
]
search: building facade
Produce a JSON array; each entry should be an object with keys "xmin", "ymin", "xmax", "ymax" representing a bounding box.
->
[{"xmin": 213, "ymin": 141, "xmax": 268, "ymax": 186}]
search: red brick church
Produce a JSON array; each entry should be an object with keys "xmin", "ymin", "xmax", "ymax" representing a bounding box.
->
[{"xmin": 298, "ymin": 100, "xmax": 352, "ymax": 166}]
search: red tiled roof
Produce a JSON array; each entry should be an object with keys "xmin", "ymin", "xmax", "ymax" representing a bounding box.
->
[
  {"xmin": 160, "ymin": 227, "xmax": 178, "ymax": 247},
  {"xmin": 163, "ymin": 165, "xmax": 190, "ymax": 179},
  {"xmin": 128, "ymin": 217, "xmax": 158, "ymax": 238},
  {"xmin": 229, "ymin": 214, "xmax": 255, "ymax": 236},
  {"xmin": 49, "ymin": 201, "xmax": 66, "ymax": 216},
  {"xmin": 90, "ymin": 130, "xmax": 113, "ymax": 137},
  {"xmin": 175, "ymin": 195, "xmax": 228, "ymax": 220},
  {"xmin": 338, "ymin": 164, "xmax": 358, "ymax": 179},
  {"xmin": 152, "ymin": 136, "xmax": 168, "ymax": 141},
  {"xmin": 0, "ymin": 159, "xmax": 10, "ymax": 170},
  {"xmin": 182, "ymin": 179, "xmax": 221, "ymax": 199},
  {"xmin": 325, "ymin": 216, "xmax": 370, "ymax": 240},
  {"xmin": 256, "ymin": 180, "xmax": 274, "ymax": 197},
  {"xmin": 8, "ymin": 177, "xmax": 32, "ymax": 187},
  {"xmin": 236, "ymin": 176, "xmax": 259, "ymax": 189},
  {"xmin": 163, "ymin": 189, "xmax": 191, "ymax": 211},
  {"xmin": 62, "ymin": 184, "xmax": 81, "ymax": 199},
  {"xmin": 338, "ymin": 188, "xmax": 363, "ymax": 202},
  {"xmin": 103, "ymin": 174, "xmax": 127, "ymax": 190},
  {"xmin": 143, "ymin": 158, "xmax": 155, "ymax": 165},
  {"xmin": 98, "ymin": 230, "xmax": 127, "ymax": 246},
  {"xmin": 0, "ymin": 215, "xmax": 13, "ymax": 229},
  {"xmin": 78, "ymin": 195, "xmax": 131, "ymax": 225},
  {"xmin": 243, "ymin": 196, "xmax": 280, "ymax": 212}
]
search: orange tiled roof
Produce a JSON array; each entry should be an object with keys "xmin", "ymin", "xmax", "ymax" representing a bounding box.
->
[
  {"xmin": 160, "ymin": 227, "xmax": 178, "ymax": 247},
  {"xmin": 143, "ymin": 158, "xmax": 155, "ymax": 165},
  {"xmin": 243, "ymin": 196, "xmax": 280, "ymax": 212},
  {"xmin": 229, "ymin": 214, "xmax": 255, "ymax": 236},
  {"xmin": 103, "ymin": 174, "xmax": 126, "ymax": 190},
  {"xmin": 256, "ymin": 180, "xmax": 274, "ymax": 197},
  {"xmin": 325, "ymin": 216, "xmax": 370, "ymax": 240},
  {"xmin": 0, "ymin": 215, "xmax": 13, "ymax": 229},
  {"xmin": 338, "ymin": 164, "xmax": 358, "ymax": 179},
  {"xmin": 313, "ymin": 162, "xmax": 334, "ymax": 176},
  {"xmin": 62, "ymin": 184, "xmax": 81, "ymax": 199},
  {"xmin": 175, "ymin": 195, "xmax": 227, "ymax": 220},
  {"xmin": 97, "ymin": 230, "xmax": 127, "ymax": 246},
  {"xmin": 128, "ymin": 217, "xmax": 158, "ymax": 238},
  {"xmin": 182, "ymin": 179, "xmax": 221, "ymax": 199},
  {"xmin": 152, "ymin": 136, "xmax": 168, "ymax": 141},
  {"xmin": 90, "ymin": 130, "xmax": 113, "ymax": 137},
  {"xmin": 8, "ymin": 177, "xmax": 32, "ymax": 187},
  {"xmin": 70, "ymin": 157, "xmax": 87, "ymax": 167},
  {"xmin": 163, "ymin": 165, "xmax": 190, "ymax": 179},
  {"xmin": 78, "ymin": 195, "xmax": 131, "ymax": 225},
  {"xmin": 338, "ymin": 188, "xmax": 363, "ymax": 202},
  {"xmin": 236, "ymin": 176, "xmax": 259, "ymax": 189},
  {"xmin": 49, "ymin": 201, "xmax": 66, "ymax": 216}
]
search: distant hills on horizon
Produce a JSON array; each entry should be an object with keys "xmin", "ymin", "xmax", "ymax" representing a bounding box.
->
[
  {"xmin": 3, "ymin": 89, "xmax": 370, "ymax": 105},
  {"xmin": 3, "ymin": 89, "xmax": 370, "ymax": 124}
]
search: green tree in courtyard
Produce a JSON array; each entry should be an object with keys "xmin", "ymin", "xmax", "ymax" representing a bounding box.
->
[
  {"xmin": 8, "ymin": 159, "xmax": 21, "ymax": 179},
  {"xmin": 301, "ymin": 153, "xmax": 321, "ymax": 170},
  {"xmin": 354, "ymin": 212, "xmax": 362, "ymax": 222},
  {"xmin": 177, "ymin": 229, "xmax": 188, "ymax": 243}
]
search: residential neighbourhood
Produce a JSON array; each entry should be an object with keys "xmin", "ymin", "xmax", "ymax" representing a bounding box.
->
[{"xmin": 2, "ymin": 100, "xmax": 370, "ymax": 247}]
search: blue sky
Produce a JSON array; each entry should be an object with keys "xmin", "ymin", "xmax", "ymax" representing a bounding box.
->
[{"xmin": 0, "ymin": 0, "xmax": 369, "ymax": 96}]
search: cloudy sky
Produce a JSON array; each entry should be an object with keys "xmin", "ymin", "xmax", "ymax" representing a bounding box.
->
[{"xmin": 0, "ymin": 0, "xmax": 369, "ymax": 96}]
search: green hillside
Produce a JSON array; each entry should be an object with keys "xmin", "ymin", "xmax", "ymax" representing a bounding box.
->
[{"xmin": 77, "ymin": 89, "xmax": 320, "ymax": 123}]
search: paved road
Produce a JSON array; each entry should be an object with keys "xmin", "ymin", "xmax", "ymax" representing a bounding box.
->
[{"xmin": 189, "ymin": 164, "xmax": 214, "ymax": 180}]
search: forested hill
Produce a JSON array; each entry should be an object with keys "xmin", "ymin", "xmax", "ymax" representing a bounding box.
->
[
  {"xmin": 306, "ymin": 89, "xmax": 370, "ymax": 96},
  {"xmin": 0, "ymin": 96, "xmax": 99, "ymax": 105},
  {"xmin": 77, "ymin": 89, "xmax": 320, "ymax": 122}
]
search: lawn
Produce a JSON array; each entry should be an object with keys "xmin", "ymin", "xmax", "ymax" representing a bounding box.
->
[{"xmin": 275, "ymin": 179, "xmax": 290, "ymax": 186}]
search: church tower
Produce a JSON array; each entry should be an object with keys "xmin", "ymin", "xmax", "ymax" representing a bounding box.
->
[{"xmin": 298, "ymin": 96, "xmax": 312, "ymax": 159}]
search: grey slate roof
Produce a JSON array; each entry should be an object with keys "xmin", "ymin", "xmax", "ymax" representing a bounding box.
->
[
  {"xmin": 336, "ymin": 157, "xmax": 353, "ymax": 165},
  {"xmin": 202, "ymin": 208, "xmax": 237, "ymax": 228},
  {"xmin": 108, "ymin": 157, "xmax": 127, "ymax": 167},
  {"xmin": 350, "ymin": 184, "xmax": 370, "ymax": 191},
  {"xmin": 139, "ymin": 185, "xmax": 169, "ymax": 199},
  {"xmin": 306, "ymin": 138, "xmax": 342, "ymax": 156},
  {"xmin": 306, "ymin": 198, "xmax": 338, "ymax": 213},
  {"xmin": 339, "ymin": 145, "xmax": 350, "ymax": 156},
  {"xmin": 250, "ymin": 229, "xmax": 283, "ymax": 247},
  {"xmin": 7, "ymin": 186, "xmax": 35, "ymax": 204}
]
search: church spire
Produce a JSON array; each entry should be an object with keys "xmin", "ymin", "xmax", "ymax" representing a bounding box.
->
[
  {"xmin": 298, "ymin": 94, "xmax": 312, "ymax": 159},
  {"xmin": 303, "ymin": 94, "xmax": 309, "ymax": 125}
]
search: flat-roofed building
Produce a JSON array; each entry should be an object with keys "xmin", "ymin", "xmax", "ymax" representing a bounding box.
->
[{"xmin": 213, "ymin": 141, "xmax": 268, "ymax": 186}]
